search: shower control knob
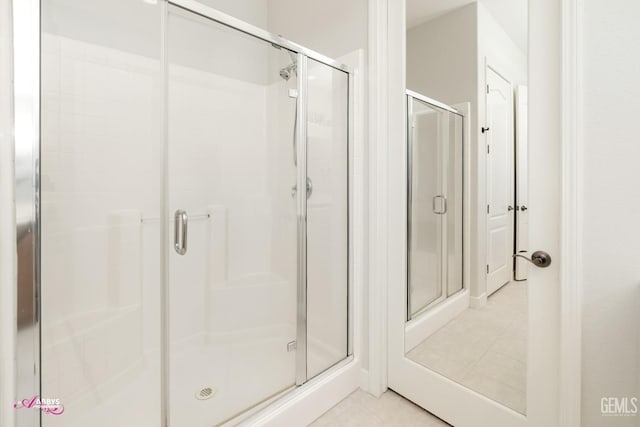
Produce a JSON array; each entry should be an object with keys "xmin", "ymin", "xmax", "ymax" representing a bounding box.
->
[
  {"xmin": 290, "ymin": 177, "xmax": 313, "ymax": 199},
  {"xmin": 306, "ymin": 177, "xmax": 313, "ymax": 198}
]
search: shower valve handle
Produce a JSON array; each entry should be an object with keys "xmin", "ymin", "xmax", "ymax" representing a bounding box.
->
[{"xmin": 291, "ymin": 177, "xmax": 313, "ymax": 199}]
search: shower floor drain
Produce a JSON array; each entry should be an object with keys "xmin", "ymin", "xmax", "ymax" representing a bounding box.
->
[{"xmin": 195, "ymin": 387, "xmax": 216, "ymax": 400}]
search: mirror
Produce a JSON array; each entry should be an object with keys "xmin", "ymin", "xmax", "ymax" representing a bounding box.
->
[{"xmin": 404, "ymin": 0, "xmax": 529, "ymax": 414}]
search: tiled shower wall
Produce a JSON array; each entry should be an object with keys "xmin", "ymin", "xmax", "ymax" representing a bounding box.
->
[{"xmin": 41, "ymin": 33, "xmax": 161, "ymax": 403}]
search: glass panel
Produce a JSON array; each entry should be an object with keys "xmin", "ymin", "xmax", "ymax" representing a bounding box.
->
[
  {"xmin": 408, "ymin": 98, "xmax": 444, "ymax": 318},
  {"xmin": 446, "ymin": 113, "xmax": 464, "ymax": 296},
  {"xmin": 167, "ymin": 9, "xmax": 297, "ymax": 425},
  {"xmin": 40, "ymin": 1, "xmax": 162, "ymax": 426},
  {"xmin": 305, "ymin": 59, "xmax": 349, "ymax": 379}
]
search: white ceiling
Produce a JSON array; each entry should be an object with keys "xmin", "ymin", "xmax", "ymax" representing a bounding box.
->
[{"xmin": 406, "ymin": 0, "xmax": 527, "ymax": 52}]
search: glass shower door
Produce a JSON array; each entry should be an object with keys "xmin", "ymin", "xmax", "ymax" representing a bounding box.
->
[
  {"xmin": 40, "ymin": 1, "xmax": 163, "ymax": 426},
  {"xmin": 407, "ymin": 94, "xmax": 464, "ymax": 319},
  {"xmin": 167, "ymin": 8, "xmax": 299, "ymax": 426},
  {"xmin": 306, "ymin": 58, "xmax": 349, "ymax": 379}
]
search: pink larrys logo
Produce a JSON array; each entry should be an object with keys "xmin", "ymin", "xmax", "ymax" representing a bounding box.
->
[{"xmin": 14, "ymin": 395, "xmax": 64, "ymax": 415}]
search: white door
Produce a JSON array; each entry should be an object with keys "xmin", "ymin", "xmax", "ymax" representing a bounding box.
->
[
  {"xmin": 485, "ymin": 66, "xmax": 515, "ymax": 295},
  {"xmin": 515, "ymin": 86, "xmax": 529, "ymax": 281}
]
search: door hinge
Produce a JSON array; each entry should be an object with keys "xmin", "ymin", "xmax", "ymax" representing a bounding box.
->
[
  {"xmin": 486, "ymin": 84, "xmax": 490, "ymax": 94},
  {"xmin": 487, "ymin": 144, "xmax": 490, "ymax": 154},
  {"xmin": 487, "ymin": 204, "xmax": 490, "ymax": 214},
  {"xmin": 486, "ymin": 264, "xmax": 490, "ymax": 274}
]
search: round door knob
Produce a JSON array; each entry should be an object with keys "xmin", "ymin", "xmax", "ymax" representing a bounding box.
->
[
  {"xmin": 530, "ymin": 251, "xmax": 552, "ymax": 267},
  {"xmin": 507, "ymin": 205, "xmax": 514, "ymax": 211},
  {"xmin": 520, "ymin": 205, "xmax": 528, "ymax": 212}
]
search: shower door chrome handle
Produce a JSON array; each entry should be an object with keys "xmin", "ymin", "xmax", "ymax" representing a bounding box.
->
[
  {"xmin": 432, "ymin": 195, "xmax": 447, "ymax": 215},
  {"xmin": 174, "ymin": 209, "xmax": 188, "ymax": 255}
]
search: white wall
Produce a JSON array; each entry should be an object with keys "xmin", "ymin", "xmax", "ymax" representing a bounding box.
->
[
  {"xmin": 406, "ymin": 4, "xmax": 477, "ymax": 108},
  {"xmin": 580, "ymin": 0, "xmax": 640, "ymax": 425},
  {"xmin": 477, "ymin": 2, "xmax": 527, "ymax": 87},
  {"xmin": 191, "ymin": 0, "xmax": 368, "ymax": 62},
  {"xmin": 267, "ymin": 0, "xmax": 368, "ymax": 60},
  {"xmin": 198, "ymin": 0, "xmax": 267, "ymax": 28},
  {"xmin": 478, "ymin": 0, "xmax": 527, "ymax": 52}
]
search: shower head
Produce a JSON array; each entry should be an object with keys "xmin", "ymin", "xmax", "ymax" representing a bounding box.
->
[
  {"xmin": 279, "ymin": 62, "xmax": 297, "ymax": 81},
  {"xmin": 272, "ymin": 42, "xmax": 298, "ymax": 81}
]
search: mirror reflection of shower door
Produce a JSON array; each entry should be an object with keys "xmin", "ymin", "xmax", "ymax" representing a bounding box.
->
[
  {"xmin": 408, "ymin": 98, "xmax": 444, "ymax": 318},
  {"xmin": 167, "ymin": 8, "xmax": 299, "ymax": 426},
  {"xmin": 446, "ymin": 112, "xmax": 464, "ymax": 297},
  {"xmin": 407, "ymin": 95, "xmax": 463, "ymax": 320}
]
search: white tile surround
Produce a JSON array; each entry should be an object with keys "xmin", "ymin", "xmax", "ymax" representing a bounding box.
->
[
  {"xmin": 407, "ymin": 281, "xmax": 527, "ymax": 414},
  {"xmin": 41, "ymin": 31, "xmax": 163, "ymax": 426}
]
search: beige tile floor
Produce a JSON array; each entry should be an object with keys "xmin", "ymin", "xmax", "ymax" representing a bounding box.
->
[
  {"xmin": 310, "ymin": 389, "xmax": 451, "ymax": 427},
  {"xmin": 406, "ymin": 281, "xmax": 528, "ymax": 413}
]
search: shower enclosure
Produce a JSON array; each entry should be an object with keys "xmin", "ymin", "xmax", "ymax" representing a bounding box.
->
[
  {"xmin": 407, "ymin": 91, "xmax": 463, "ymax": 320},
  {"xmin": 30, "ymin": 1, "xmax": 351, "ymax": 426}
]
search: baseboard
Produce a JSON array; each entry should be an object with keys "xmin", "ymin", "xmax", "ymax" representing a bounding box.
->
[
  {"xmin": 359, "ymin": 367, "xmax": 370, "ymax": 392},
  {"xmin": 469, "ymin": 292, "xmax": 487, "ymax": 308},
  {"xmin": 404, "ymin": 290, "xmax": 469, "ymax": 352}
]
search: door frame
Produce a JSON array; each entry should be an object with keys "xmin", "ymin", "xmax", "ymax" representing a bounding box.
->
[
  {"xmin": 367, "ymin": 0, "xmax": 583, "ymax": 426},
  {"xmin": 514, "ymin": 85, "xmax": 529, "ymax": 281}
]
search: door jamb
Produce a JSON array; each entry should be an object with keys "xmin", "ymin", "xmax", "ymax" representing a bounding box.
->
[{"xmin": 559, "ymin": 0, "xmax": 583, "ymax": 425}]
